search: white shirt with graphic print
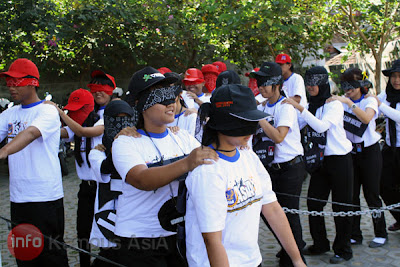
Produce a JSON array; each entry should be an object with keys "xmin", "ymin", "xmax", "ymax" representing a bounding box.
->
[
  {"xmin": 0, "ymin": 101, "xmax": 63, "ymax": 203},
  {"xmin": 112, "ymin": 129, "xmax": 200, "ymax": 238},
  {"xmin": 185, "ymin": 148, "xmax": 277, "ymax": 267}
]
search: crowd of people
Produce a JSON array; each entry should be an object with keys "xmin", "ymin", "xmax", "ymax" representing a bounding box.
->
[{"xmin": 0, "ymin": 54, "xmax": 399, "ymax": 267}]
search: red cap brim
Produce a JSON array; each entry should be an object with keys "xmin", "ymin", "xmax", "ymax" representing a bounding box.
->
[{"xmin": 63, "ymin": 102, "xmax": 85, "ymax": 111}]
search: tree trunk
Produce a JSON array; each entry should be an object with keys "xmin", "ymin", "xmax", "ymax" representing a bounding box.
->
[{"xmin": 375, "ymin": 53, "xmax": 382, "ymax": 94}]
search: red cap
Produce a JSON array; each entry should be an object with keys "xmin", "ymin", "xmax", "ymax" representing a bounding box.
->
[
  {"xmin": 183, "ymin": 68, "xmax": 205, "ymax": 83},
  {"xmin": 275, "ymin": 54, "xmax": 291, "ymax": 64},
  {"xmin": 201, "ymin": 64, "xmax": 219, "ymax": 75},
  {"xmin": 212, "ymin": 61, "xmax": 227, "ymax": 74},
  {"xmin": 157, "ymin": 67, "xmax": 172, "ymax": 74},
  {"xmin": 64, "ymin": 88, "xmax": 94, "ymax": 111},
  {"xmin": 0, "ymin": 58, "xmax": 40, "ymax": 79},
  {"xmin": 91, "ymin": 70, "xmax": 116, "ymax": 89}
]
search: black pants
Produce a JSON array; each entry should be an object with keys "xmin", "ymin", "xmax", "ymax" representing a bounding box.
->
[
  {"xmin": 116, "ymin": 235, "xmax": 187, "ymax": 267},
  {"xmin": 307, "ymin": 153, "xmax": 353, "ymax": 260},
  {"xmin": 351, "ymin": 142, "xmax": 387, "ymax": 241},
  {"xmin": 261, "ymin": 159, "xmax": 306, "ymax": 267},
  {"xmin": 77, "ymin": 180, "xmax": 97, "ymax": 267},
  {"xmin": 91, "ymin": 247, "xmax": 120, "ymax": 267},
  {"xmin": 380, "ymin": 145, "xmax": 400, "ymax": 224},
  {"xmin": 10, "ymin": 198, "xmax": 69, "ymax": 267}
]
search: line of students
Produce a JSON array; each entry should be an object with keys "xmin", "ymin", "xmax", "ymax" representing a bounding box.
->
[{"xmin": 1, "ymin": 57, "xmax": 399, "ymax": 267}]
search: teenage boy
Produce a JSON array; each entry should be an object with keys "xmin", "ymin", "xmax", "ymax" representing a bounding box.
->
[
  {"xmin": 183, "ymin": 68, "xmax": 211, "ymax": 110},
  {"xmin": 0, "ymin": 58, "xmax": 68, "ymax": 266},
  {"xmin": 276, "ymin": 53, "xmax": 307, "ymax": 107}
]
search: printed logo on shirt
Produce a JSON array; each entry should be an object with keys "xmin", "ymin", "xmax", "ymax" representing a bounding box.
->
[
  {"xmin": 7, "ymin": 121, "xmax": 28, "ymax": 141},
  {"xmin": 226, "ymin": 177, "xmax": 261, "ymax": 212}
]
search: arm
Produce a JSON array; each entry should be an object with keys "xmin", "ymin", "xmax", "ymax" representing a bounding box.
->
[
  {"xmin": 45, "ymin": 101, "xmax": 103, "ymax": 137},
  {"xmin": 0, "ymin": 126, "xmax": 41, "ymax": 159},
  {"xmin": 258, "ymin": 120, "xmax": 289, "ymax": 144},
  {"xmin": 290, "ymin": 95, "xmax": 302, "ymax": 104},
  {"xmin": 300, "ymin": 108, "xmax": 332, "ymax": 133},
  {"xmin": 380, "ymin": 103, "xmax": 400, "ymax": 123},
  {"xmin": 262, "ymin": 202, "xmax": 306, "ymax": 267},
  {"xmin": 329, "ymin": 95, "xmax": 375, "ymax": 124},
  {"xmin": 202, "ymin": 231, "xmax": 229, "ymax": 267},
  {"xmin": 122, "ymin": 146, "xmax": 219, "ymax": 191}
]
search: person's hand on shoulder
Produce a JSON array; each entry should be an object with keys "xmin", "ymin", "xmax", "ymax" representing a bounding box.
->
[
  {"xmin": 94, "ymin": 144, "xmax": 106, "ymax": 152},
  {"xmin": 167, "ymin": 126, "xmax": 180, "ymax": 134},
  {"xmin": 115, "ymin": 126, "xmax": 141, "ymax": 139},
  {"xmin": 185, "ymin": 145, "xmax": 219, "ymax": 171}
]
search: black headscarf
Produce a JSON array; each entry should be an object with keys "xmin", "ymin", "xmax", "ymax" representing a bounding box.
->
[{"xmin": 305, "ymin": 66, "xmax": 331, "ymax": 115}]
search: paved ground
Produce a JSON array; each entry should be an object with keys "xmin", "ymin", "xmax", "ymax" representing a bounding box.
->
[{"xmin": 0, "ymin": 158, "xmax": 399, "ymax": 266}]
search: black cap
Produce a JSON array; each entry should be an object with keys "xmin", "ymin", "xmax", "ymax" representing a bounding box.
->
[
  {"xmin": 211, "ymin": 84, "xmax": 268, "ymax": 121},
  {"xmin": 128, "ymin": 67, "xmax": 178, "ymax": 100},
  {"xmin": 383, "ymin": 59, "xmax": 400, "ymax": 77},
  {"xmin": 216, "ymin": 70, "xmax": 241, "ymax": 88},
  {"xmin": 250, "ymin": 62, "xmax": 282, "ymax": 78}
]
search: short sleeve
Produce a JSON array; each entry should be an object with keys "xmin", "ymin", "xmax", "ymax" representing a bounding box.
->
[
  {"xmin": 0, "ymin": 108, "xmax": 11, "ymax": 142},
  {"xmin": 363, "ymin": 97, "xmax": 378, "ymax": 118},
  {"xmin": 186, "ymin": 168, "xmax": 227, "ymax": 233},
  {"xmin": 276, "ymin": 103, "xmax": 295, "ymax": 128},
  {"xmin": 112, "ymin": 135, "xmax": 146, "ymax": 181},
  {"xmin": 30, "ymin": 104, "xmax": 61, "ymax": 141},
  {"xmin": 291, "ymin": 75, "xmax": 305, "ymax": 98},
  {"xmin": 89, "ymin": 149, "xmax": 111, "ymax": 183}
]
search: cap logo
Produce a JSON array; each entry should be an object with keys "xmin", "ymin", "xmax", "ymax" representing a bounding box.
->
[
  {"xmin": 72, "ymin": 97, "xmax": 80, "ymax": 102},
  {"xmin": 282, "ymin": 56, "xmax": 286, "ymax": 60},
  {"xmin": 185, "ymin": 71, "xmax": 190, "ymax": 76},
  {"xmin": 215, "ymin": 101, "xmax": 233, "ymax": 108},
  {"xmin": 143, "ymin": 73, "xmax": 164, "ymax": 82},
  {"xmin": 222, "ymin": 78, "xmax": 229, "ymax": 85}
]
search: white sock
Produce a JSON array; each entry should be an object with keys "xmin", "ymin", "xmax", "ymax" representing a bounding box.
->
[{"xmin": 372, "ymin": 237, "xmax": 386, "ymax": 244}]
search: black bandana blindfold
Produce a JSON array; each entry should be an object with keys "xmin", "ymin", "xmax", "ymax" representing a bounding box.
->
[{"xmin": 136, "ymin": 86, "xmax": 177, "ymax": 113}]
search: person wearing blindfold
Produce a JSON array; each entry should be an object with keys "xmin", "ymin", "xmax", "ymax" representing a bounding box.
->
[
  {"xmin": 111, "ymin": 67, "xmax": 218, "ymax": 266},
  {"xmin": 369, "ymin": 59, "xmax": 400, "ymax": 233},
  {"xmin": 284, "ymin": 66, "xmax": 354, "ymax": 264},
  {"xmin": 185, "ymin": 84, "xmax": 306, "ymax": 267},
  {"xmin": 250, "ymin": 62, "xmax": 306, "ymax": 267},
  {"xmin": 329, "ymin": 68, "xmax": 387, "ymax": 248}
]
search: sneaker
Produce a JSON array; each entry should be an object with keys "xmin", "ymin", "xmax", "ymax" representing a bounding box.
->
[
  {"xmin": 369, "ymin": 237, "xmax": 387, "ymax": 248},
  {"xmin": 302, "ymin": 245, "xmax": 329, "ymax": 255},
  {"xmin": 388, "ymin": 222, "xmax": 400, "ymax": 231},
  {"xmin": 350, "ymin": 238, "xmax": 362, "ymax": 245},
  {"xmin": 329, "ymin": 255, "xmax": 350, "ymax": 264}
]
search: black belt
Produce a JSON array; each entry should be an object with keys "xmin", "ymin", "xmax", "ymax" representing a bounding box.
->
[{"xmin": 269, "ymin": 155, "xmax": 303, "ymax": 171}]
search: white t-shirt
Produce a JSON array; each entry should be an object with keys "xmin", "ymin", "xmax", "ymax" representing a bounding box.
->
[
  {"xmin": 97, "ymin": 106, "xmax": 105, "ymax": 120},
  {"xmin": 64, "ymin": 119, "xmax": 104, "ymax": 181},
  {"xmin": 342, "ymin": 96, "xmax": 381, "ymax": 147},
  {"xmin": 283, "ymin": 73, "xmax": 308, "ymax": 107},
  {"xmin": 167, "ymin": 111, "xmax": 197, "ymax": 136},
  {"xmin": 112, "ymin": 129, "xmax": 200, "ymax": 238},
  {"xmin": 185, "ymin": 149, "xmax": 277, "ymax": 267},
  {"xmin": 378, "ymin": 92, "xmax": 400, "ymax": 147},
  {"xmin": 257, "ymin": 97, "xmax": 303, "ymax": 163},
  {"xmin": 300, "ymin": 101, "xmax": 352, "ymax": 156},
  {"xmin": 0, "ymin": 101, "xmax": 64, "ymax": 203},
  {"xmin": 88, "ymin": 149, "xmax": 120, "ymax": 248}
]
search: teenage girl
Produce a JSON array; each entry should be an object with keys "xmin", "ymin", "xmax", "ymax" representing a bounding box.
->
[
  {"xmin": 284, "ymin": 66, "xmax": 354, "ymax": 264},
  {"xmin": 370, "ymin": 59, "xmax": 400, "ymax": 232},
  {"xmin": 185, "ymin": 83, "xmax": 306, "ymax": 267},
  {"xmin": 250, "ymin": 62, "xmax": 306, "ymax": 267},
  {"xmin": 330, "ymin": 67, "xmax": 387, "ymax": 247},
  {"xmin": 111, "ymin": 67, "xmax": 218, "ymax": 267}
]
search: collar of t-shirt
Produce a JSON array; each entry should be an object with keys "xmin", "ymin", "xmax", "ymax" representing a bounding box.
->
[
  {"xmin": 351, "ymin": 94, "xmax": 365, "ymax": 104},
  {"xmin": 175, "ymin": 111, "xmax": 185, "ymax": 119},
  {"xmin": 99, "ymin": 106, "xmax": 106, "ymax": 110},
  {"xmin": 21, "ymin": 100, "xmax": 45, "ymax": 109},
  {"xmin": 197, "ymin": 92, "xmax": 204, "ymax": 97},
  {"xmin": 209, "ymin": 144, "xmax": 240, "ymax": 162},
  {"xmin": 137, "ymin": 129, "xmax": 168, "ymax": 138},
  {"xmin": 266, "ymin": 96, "xmax": 284, "ymax": 108},
  {"xmin": 284, "ymin": 73, "xmax": 294, "ymax": 82}
]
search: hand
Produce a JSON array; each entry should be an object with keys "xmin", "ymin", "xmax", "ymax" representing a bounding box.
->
[
  {"xmin": 185, "ymin": 145, "xmax": 219, "ymax": 171},
  {"xmin": 167, "ymin": 126, "xmax": 180, "ymax": 134},
  {"xmin": 328, "ymin": 95, "xmax": 351, "ymax": 106},
  {"xmin": 366, "ymin": 93, "xmax": 381, "ymax": 106},
  {"xmin": 94, "ymin": 144, "xmax": 106, "ymax": 152},
  {"xmin": 0, "ymin": 148, "xmax": 8, "ymax": 160},
  {"xmin": 115, "ymin": 126, "xmax": 141, "ymax": 139},
  {"xmin": 184, "ymin": 108, "xmax": 197, "ymax": 116},
  {"xmin": 293, "ymin": 260, "xmax": 307, "ymax": 267},
  {"xmin": 239, "ymin": 145, "xmax": 250, "ymax": 150},
  {"xmin": 186, "ymin": 91, "xmax": 199, "ymax": 101},
  {"xmin": 44, "ymin": 100, "xmax": 63, "ymax": 114},
  {"xmin": 282, "ymin": 98, "xmax": 304, "ymax": 112}
]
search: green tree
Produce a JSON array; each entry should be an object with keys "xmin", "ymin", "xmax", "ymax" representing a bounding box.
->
[{"xmin": 331, "ymin": 0, "xmax": 400, "ymax": 93}]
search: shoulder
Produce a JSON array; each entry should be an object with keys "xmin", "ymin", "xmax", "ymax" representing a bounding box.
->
[
  {"xmin": 363, "ymin": 95, "xmax": 378, "ymax": 106},
  {"xmin": 292, "ymin": 73, "xmax": 304, "ymax": 82},
  {"xmin": 38, "ymin": 103, "xmax": 58, "ymax": 114}
]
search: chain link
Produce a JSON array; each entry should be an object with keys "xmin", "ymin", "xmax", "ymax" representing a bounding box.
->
[{"xmin": 282, "ymin": 202, "xmax": 400, "ymax": 217}]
